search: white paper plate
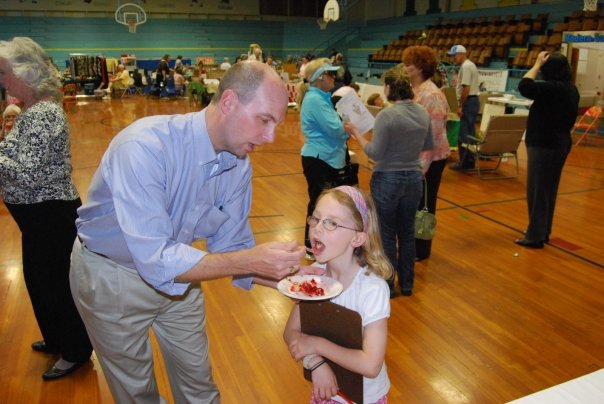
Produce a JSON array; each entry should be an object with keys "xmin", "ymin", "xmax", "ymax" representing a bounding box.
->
[{"xmin": 277, "ymin": 275, "xmax": 343, "ymax": 301}]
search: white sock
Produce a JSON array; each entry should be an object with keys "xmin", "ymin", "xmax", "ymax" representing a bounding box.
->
[{"xmin": 54, "ymin": 358, "xmax": 76, "ymax": 370}]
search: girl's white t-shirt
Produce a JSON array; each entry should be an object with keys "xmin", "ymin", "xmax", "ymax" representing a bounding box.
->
[{"xmin": 314, "ymin": 264, "xmax": 391, "ymax": 403}]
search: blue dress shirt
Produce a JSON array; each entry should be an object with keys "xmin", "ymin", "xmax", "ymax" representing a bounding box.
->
[{"xmin": 76, "ymin": 109, "xmax": 255, "ymax": 295}]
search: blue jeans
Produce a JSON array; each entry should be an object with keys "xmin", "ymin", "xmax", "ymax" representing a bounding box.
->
[
  {"xmin": 370, "ymin": 170, "xmax": 423, "ymax": 292},
  {"xmin": 458, "ymin": 95, "xmax": 479, "ymax": 167}
]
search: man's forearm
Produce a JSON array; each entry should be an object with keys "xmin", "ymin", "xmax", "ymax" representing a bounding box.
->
[
  {"xmin": 459, "ymin": 86, "xmax": 470, "ymax": 107},
  {"xmin": 175, "ymin": 249, "xmax": 251, "ymax": 283}
]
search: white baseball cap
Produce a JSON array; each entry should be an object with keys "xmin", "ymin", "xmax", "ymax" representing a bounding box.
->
[
  {"xmin": 447, "ymin": 45, "xmax": 467, "ymax": 55},
  {"xmin": 307, "ymin": 63, "xmax": 340, "ymax": 82}
]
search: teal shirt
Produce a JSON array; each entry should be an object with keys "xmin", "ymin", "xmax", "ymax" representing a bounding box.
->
[{"xmin": 300, "ymin": 86, "xmax": 348, "ymax": 169}]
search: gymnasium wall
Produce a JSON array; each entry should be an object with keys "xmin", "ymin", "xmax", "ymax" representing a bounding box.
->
[
  {"xmin": 0, "ymin": 16, "xmax": 287, "ymax": 68},
  {"xmin": 0, "ymin": 0, "xmax": 591, "ymax": 74}
]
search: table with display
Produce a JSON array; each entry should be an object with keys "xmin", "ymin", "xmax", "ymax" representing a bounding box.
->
[{"xmin": 480, "ymin": 96, "xmax": 533, "ymax": 133}]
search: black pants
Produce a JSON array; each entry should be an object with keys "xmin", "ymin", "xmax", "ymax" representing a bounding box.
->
[
  {"xmin": 302, "ymin": 156, "xmax": 357, "ymax": 248},
  {"xmin": 5, "ymin": 198, "xmax": 92, "ymax": 363},
  {"xmin": 416, "ymin": 158, "xmax": 447, "ymax": 260},
  {"xmin": 525, "ymin": 144, "xmax": 571, "ymax": 242}
]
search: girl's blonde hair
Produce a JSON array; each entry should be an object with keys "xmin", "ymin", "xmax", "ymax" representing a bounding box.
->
[{"xmin": 318, "ymin": 187, "xmax": 393, "ymax": 280}]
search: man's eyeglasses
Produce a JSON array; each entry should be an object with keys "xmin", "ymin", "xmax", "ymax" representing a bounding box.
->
[{"xmin": 307, "ymin": 216, "xmax": 360, "ymax": 232}]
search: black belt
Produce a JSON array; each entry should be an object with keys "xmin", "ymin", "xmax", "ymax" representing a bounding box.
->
[{"xmin": 467, "ymin": 95, "xmax": 478, "ymax": 98}]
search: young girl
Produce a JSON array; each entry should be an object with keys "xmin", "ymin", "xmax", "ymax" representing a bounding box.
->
[{"xmin": 284, "ymin": 185, "xmax": 393, "ymax": 403}]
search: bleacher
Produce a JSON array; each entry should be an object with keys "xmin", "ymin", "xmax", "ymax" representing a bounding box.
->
[
  {"xmin": 369, "ymin": 13, "xmax": 549, "ymax": 68},
  {"xmin": 365, "ymin": 6, "xmax": 604, "ymax": 71}
]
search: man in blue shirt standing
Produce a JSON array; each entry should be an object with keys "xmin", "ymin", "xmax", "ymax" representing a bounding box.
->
[{"xmin": 69, "ymin": 61, "xmax": 306, "ymax": 403}]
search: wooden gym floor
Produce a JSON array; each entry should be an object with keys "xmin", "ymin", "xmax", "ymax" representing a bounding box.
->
[{"xmin": 0, "ymin": 96, "xmax": 602, "ymax": 403}]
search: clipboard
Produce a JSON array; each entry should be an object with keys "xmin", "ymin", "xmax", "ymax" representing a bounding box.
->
[{"xmin": 299, "ymin": 300, "xmax": 363, "ymax": 403}]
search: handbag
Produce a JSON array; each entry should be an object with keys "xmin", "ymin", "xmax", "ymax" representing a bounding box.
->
[
  {"xmin": 334, "ymin": 162, "xmax": 359, "ymax": 187},
  {"xmin": 415, "ymin": 179, "xmax": 436, "ymax": 240},
  {"xmin": 334, "ymin": 145, "xmax": 359, "ymax": 187}
]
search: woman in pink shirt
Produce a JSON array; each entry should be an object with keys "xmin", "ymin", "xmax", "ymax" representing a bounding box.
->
[{"xmin": 403, "ymin": 46, "xmax": 450, "ymax": 261}]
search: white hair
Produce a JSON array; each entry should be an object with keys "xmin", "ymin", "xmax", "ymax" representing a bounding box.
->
[{"xmin": 0, "ymin": 37, "xmax": 62, "ymax": 101}]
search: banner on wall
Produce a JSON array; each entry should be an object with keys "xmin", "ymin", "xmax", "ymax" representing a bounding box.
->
[
  {"xmin": 477, "ymin": 69, "xmax": 508, "ymax": 92},
  {"xmin": 563, "ymin": 31, "xmax": 604, "ymax": 44}
]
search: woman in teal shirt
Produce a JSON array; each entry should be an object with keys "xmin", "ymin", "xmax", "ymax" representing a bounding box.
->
[{"xmin": 299, "ymin": 58, "xmax": 349, "ymax": 255}]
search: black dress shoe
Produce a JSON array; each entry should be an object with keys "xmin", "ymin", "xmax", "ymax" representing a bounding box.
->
[
  {"xmin": 42, "ymin": 360, "xmax": 88, "ymax": 381},
  {"xmin": 31, "ymin": 340, "xmax": 59, "ymax": 354},
  {"xmin": 514, "ymin": 238, "xmax": 544, "ymax": 249},
  {"xmin": 401, "ymin": 290, "xmax": 413, "ymax": 297}
]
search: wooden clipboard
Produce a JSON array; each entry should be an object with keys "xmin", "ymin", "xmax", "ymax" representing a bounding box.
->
[{"xmin": 299, "ymin": 300, "xmax": 363, "ymax": 403}]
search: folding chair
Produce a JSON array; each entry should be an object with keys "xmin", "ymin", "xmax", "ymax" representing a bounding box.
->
[
  {"xmin": 573, "ymin": 105, "xmax": 602, "ymax": 146},
  {"xmin": 160, "ymin": 76, "xmax": 178, "ymax": 99},
  {"xmin": 461, "ymin": 114, "xmax": 528, "ymax": 179}
]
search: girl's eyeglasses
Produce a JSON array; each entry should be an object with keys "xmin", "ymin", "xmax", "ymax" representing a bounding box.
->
[{"xmin": 307, "ymin": 216, "xmax": 360, "ymax": 232}]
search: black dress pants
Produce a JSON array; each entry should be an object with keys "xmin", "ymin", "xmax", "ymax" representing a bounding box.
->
[
  {"xmin": 302, "ymin": 156, "xmax": 343, "ymax": 249},
  {"xmin": 5, "ymin": 198, "xmax": 92, "ymax": 363},
  {"xmin": 525, "ymin": 144, "xmax": 571, "ymax": 242}
]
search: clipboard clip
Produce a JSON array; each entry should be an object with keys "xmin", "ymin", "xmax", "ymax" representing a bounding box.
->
[{"xmin": 336, "ymin": 389, "xmax": 356, "ymax": 404}]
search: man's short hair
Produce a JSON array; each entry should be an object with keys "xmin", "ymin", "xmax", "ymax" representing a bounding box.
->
[{"xmin": 212, "ymin": 61, "xmax": 268, "ymax": 105}]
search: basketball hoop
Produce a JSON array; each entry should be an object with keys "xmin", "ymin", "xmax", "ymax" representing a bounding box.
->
[
  {"xmin": 583, "ymin": 0, "xmax": 598, "ymax": 11},
  {"xmin": 115, "ymin": 2, "xmax": 147, "ymax": 33},
  {"xmin": 317, "ymin": 18, "xmax": 328, "ymax": 30},
  {"xmin": 323, "ymin": 0, "xmax": 340, "ymax": 22}
]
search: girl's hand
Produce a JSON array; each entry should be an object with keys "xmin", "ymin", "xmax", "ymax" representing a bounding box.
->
[
  {"xmin": 288, "ymin": 333, "xmax": 318, "ymax": 360},
  {"xmin": 312, "ymin": 363, "xmax": 339, "ymax": 400}
]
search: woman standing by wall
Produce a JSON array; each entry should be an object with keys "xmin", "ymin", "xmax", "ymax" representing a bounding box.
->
[
  {"xmin": 515, "ymin": 51, "xmax": 579, "ymax": 248},
  {"xmin": 345, "ymin": 65, "xmax": 433, "ymax": 297},
  {"xmin": 402, "ymin": 45, "xmax": 449, "ymax": 261},
  {"xmin": 0, "ymin": 37, "xmax": 92, "ymax": 380}
]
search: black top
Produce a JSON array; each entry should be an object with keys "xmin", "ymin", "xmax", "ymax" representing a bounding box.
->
[
  {"xmin": 330, "ymin": 63, "xmax": 353, "ymax": 94},
  {"xmin": 156, "ymin": 59, "xmax": 170, "ymax": 84},
  {"xmin": 518, "ymin": 77, "xmax": 579, "ymax": 148}
]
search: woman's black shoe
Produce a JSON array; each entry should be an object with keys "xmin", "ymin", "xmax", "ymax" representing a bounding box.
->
[
  {"xmin": 31, "ymin": 340, "xmax": 59, "ymax": 354},
  {"xmin": 514, "ymin": 238, "xmax": 544, "ymax": 249},
  {"xmin": 42, "ymin": 360, "xmax": 88, "ymax": 381}
]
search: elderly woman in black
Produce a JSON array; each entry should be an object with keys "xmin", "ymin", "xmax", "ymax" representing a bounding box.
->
[
  {"xmin": 0, "ymin": 37, "xmax": 92, "ymax": 380},
  {"xmin": 515, "ymin": 51, "xmax": 579, "ymax": 248}
]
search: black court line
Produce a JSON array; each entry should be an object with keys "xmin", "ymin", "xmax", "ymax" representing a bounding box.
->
[
  {"xmin": 253, "ymin": 225, "xmax": 304, "ymax": 236},
  {"xmin": 254, "ymin": 149, "xmax": 301, "ymax": 155},
  {"xmin": 439, "ymin": 196, "xmax": 604, "ymax": 270},
  {"xmin": 253, "ymin": 172, "xmax": 302, "ymax": 179},
  {"xmin": 443, "ymin": 185, "xmax": 604, "ymax": 210}
]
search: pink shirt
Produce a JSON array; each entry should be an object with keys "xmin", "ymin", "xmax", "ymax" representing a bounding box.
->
[{"xmin": 414, "ymin": 80, "xmax": 450, "ymax": 172}]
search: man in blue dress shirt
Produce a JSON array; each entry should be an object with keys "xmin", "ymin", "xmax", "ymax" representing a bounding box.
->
[{"xmin": 69, "ymin": 61, "xmax": 305, "ymax": 403}]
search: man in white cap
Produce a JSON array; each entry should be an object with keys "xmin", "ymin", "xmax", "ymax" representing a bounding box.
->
[{"xmin": 448, "ymin": 44, "xmax": 479, "ymax": 170}]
